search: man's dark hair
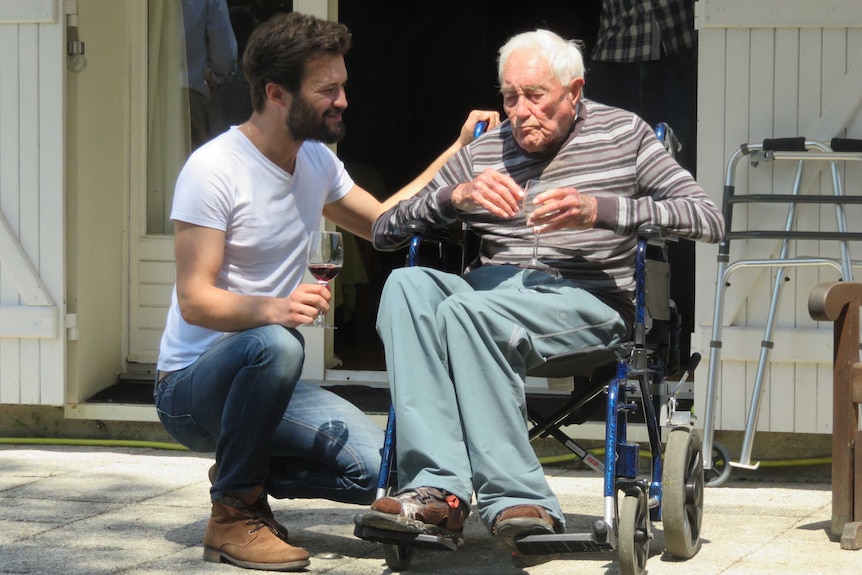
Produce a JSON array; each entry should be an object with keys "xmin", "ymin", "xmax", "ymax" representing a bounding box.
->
[{"xmin": 243, "ymin": 12, "xmax": 352, "ymax": 112}]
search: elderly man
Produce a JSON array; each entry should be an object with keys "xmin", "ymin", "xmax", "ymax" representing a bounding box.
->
[{"xmin": 355, "ymin": 29, "xmax": 723, "ymax": 549}]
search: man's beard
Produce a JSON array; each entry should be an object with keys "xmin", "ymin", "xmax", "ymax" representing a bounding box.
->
[{"xmin": 286, "ymin": 94, "xmax": 346, "ymax": 144}]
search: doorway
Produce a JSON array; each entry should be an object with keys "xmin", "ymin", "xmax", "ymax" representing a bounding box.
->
[{"xmin": 333, "ymin": 1, "xmax": 603, "ymax": 371}]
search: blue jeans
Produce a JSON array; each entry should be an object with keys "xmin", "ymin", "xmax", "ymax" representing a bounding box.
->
[
  {"xmin": 154, "ymin": 324, "xmax": 383, "ymax": 504},
  {"xmin": 377, "ymin": 266, "xmax": 628, "ymax": 530}
]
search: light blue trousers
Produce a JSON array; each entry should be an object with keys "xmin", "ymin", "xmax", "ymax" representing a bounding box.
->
[{"xmin": 376, "ymin": 265, "xmax": 628, "ymax": 530}]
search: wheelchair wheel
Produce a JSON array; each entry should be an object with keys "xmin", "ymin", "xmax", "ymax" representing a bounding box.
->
[
  {"xmin": 704, "ymin": 440, "xmax": 732, "ymax": 487},
  {"xmin": 618, "ymin": 491, "xmax": 648, "ymax": 575},
  {"xmin": 661, "ymin": 427, "xmax": 704, "ymax": 558},
  {"xmin": 382, "ymin": 543, "xmax": 413, "ymax": 571}
]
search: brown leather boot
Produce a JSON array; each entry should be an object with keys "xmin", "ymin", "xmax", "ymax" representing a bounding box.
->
[
  {"xmin": 203, "ymin": 496, "xmax": 310, "ymax": 571},
  {"xmin": 208, "ymin": 464, "xmax": 290, "ymax": 542}
]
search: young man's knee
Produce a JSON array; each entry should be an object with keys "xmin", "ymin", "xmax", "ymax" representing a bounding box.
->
[{"xmin": 246, "ymin": 325, "xmax": 305, "ymax": 380}]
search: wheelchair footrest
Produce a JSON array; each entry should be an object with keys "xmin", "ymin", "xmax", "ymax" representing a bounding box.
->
[
  {"xmin": 353, "ymin": 523, "xmax": 461, "ymax": 551},
  {"xmin": 514, "ymin": 532, "xmax": 614, "ymax": 555}
]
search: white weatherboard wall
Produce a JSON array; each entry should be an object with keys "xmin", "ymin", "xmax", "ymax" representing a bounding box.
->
[
  {"xmin": 693, "ymin": 0, "xmax": 862, "ymax": 435},
  {"xmin": 0, "ymin": 1, "xmax": 65, "ymax": 406}
]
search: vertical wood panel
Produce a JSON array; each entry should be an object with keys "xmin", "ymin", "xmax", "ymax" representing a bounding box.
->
[
  {"xmin": 844, "ymin": 29, "xmax": 862, "ymax": 300},
  {"xmin": 38, "ymin": 13, "xmax": 65, "ymax": 405},
  {"xmin": 0, "ymin": 15, "xmax": 65, "ymax": 406},
  {"xmin": 719, "ymin": 28, "xmax": 755, "ymax": 430},
  {"xmin": 0, "ymin": 24, "xmax": 21, "ymax": 404},
  {"xmin": 693, "ymin": 26, "xmax": 726, "ymax": 424},
  {"xmin": 794, "ymin": 364, "xmax": 818, "ymax": 433},
  {"xmin": 770, "ymin": 365, "xmax": 796, "ymax": 431},
  {"xmin": 17, "ymin": 23, "xmax": 41, "ymax": 404},
  {"xmin": 769, "ymin": 25, "xmax": 802, "ymax": 431},
  {"xmin": 722, "ymin": 361, "xmax": 748, "ymax": 429},
  {"xmin": 795, "ymin": 28, "xmax": 823, "ymax": 327}
]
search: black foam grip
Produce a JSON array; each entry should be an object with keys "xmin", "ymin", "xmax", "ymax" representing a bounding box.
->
[
  {"xmin": 830, "ymin": 138, "xmax": 862, "ymax": 153},
  {"xmin": 762, "ymin": 137, "xmax": 806, "ymax": 152}
]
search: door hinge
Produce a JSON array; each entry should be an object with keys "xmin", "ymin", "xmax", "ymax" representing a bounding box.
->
[{"xmin": 66, "ymin": 313, "xmax": 78, "ymax": 341}]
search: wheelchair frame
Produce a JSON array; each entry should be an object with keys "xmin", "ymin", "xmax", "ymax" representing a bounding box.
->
[{"xmin": 354, "ymin": 226, "xmax": 706, "ymax": 575}]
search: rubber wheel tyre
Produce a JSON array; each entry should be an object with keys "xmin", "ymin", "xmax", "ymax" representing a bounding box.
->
[
  {"xmin": 662, "ymin": 427, "xmax": 704, "ymax": 558},
  {"xmin": 618, "ymin": 491, "xmax": 648, "ymax": 575},
  {"xmin": 704, "ymin": 440, "xmax": 732, "ymax": 487},
  {"xmin": 383, "ymin": 543, "xmax": 413, "ymax": 571}
]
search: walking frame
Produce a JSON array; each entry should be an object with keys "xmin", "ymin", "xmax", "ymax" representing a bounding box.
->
[{"xmin": 701, "ymin": 137, "xmax": 862, "ymax": 485}]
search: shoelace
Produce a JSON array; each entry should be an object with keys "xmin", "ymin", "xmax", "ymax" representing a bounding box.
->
[
  {"xmin": 248, "ymin": 499, "xmax": 289, "ymax": 540},
  {"xmin": 243, "ymin": 517, "xmax": 272, "ymax": 535}
]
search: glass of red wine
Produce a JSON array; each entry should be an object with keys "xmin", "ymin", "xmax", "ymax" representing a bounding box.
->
[{"xmin": 306, "ymin": 230, "xmax": 344, "ymax": 328}]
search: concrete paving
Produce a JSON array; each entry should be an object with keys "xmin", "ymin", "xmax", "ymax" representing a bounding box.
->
[{"xmin": 0, "ymin": 444, "xmax": 857, "ymax": 575}]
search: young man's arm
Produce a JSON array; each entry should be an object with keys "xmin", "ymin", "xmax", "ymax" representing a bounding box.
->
[
  {"xmin": 325, "ymin": 110, "xmax": 501, "ymax": 240},
  {"xmin": 173, "ymin": 222, "xmax": 330, "ymax": 331}
]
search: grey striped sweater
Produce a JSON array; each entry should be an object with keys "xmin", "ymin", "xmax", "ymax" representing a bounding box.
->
[{"xmin": 372, "ymin": 99, "xmax": 724, "ymax": 318}]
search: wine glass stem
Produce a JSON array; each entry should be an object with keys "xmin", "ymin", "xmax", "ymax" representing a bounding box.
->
[
  {"xmin": 531, "ymin": 232, "xmax": 540, "ymax": 265},
  {"xmin": 315, "ymin": 281, "xmax": 329, "ymax": 325}
]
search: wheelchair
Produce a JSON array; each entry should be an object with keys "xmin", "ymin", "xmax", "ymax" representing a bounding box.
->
[{"xmin": 354, "ymin": 129, "xmax": 705, "ymax": 575}]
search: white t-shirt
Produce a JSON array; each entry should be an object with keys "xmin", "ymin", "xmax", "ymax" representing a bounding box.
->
[{"xmin": 157, "ymin": 126, "xmax": 354, "ymax": 371}]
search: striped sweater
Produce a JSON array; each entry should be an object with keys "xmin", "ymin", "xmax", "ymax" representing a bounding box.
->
[{"xmin": 372, "ymin": 99, "xmax": 724, "ymax": 318}]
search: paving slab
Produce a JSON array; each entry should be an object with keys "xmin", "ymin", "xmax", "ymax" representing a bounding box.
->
[{"xmin": 0, "ymin": 445, "xmax": 858, "ymax": 575}]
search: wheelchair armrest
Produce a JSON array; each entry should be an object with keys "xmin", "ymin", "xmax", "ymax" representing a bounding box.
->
[
  {"xmin": 636, "ymin": 224, "xmax": 679, "ymax": 244},
  {"xmin": 401, "ymin": 221, "xmax": 449, "ymax": 242}
]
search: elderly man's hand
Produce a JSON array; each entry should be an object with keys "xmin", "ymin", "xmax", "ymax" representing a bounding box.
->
[
  {"xmin": 451, "ymin": 169, "xmax": 523, "ymax": 217},
  {"xmin": 526, "ymin": 186, "xmax": 597, "ymax": 231}
]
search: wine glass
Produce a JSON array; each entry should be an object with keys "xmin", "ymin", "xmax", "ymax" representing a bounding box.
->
[
  {"xmin": 525, "ymin": 179, "xmax": 558, "ymax": 262},
  {"xmin": 306, "ymin": 230, "xmax": 344, "ymax": 328},
  {"xmin": 522, "ymin": 179, "xmax": 561, "ymax": 277}
]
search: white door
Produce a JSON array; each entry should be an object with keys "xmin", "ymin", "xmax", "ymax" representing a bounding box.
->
[
  {"xmin": 694, "ymin": 0, "xmax": 862, "ymax": 434},
  {"xmin": 127, "ymin": 0, "xmax": 331, "ymax": 377},
  {"xmin": 0, "ymin": 0, "xmax": 65, "ymax": 405}
]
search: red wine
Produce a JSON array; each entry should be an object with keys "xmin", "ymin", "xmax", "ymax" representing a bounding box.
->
[{"xmin": 308, "ymin": 263, "xmax": 341, "ymax": 282}]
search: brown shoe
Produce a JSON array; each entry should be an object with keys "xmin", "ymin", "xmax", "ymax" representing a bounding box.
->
[
  {"xmin": 492, "ymin": 504, "xmax": 558, "ymax": 549},
  {"xmin": 203, "ymin": 496, "xmax": 310, "ymax": 571},
  {"xmin": 207, "ymin": 463, "xmax": 290, "ymax": 543},
  {"xmin": 357, "ymin": 487, "xmax": 469, "ymax": 536}
]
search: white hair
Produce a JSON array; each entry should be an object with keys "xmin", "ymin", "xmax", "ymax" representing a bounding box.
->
[{"xmin": 497, "ymin": 29, "xmax": 585, "ymax": 85}]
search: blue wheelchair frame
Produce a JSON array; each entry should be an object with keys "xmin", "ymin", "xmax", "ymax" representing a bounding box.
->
[{"xmin": 355, "ymin": 124, "xmax": 705, "ymax": 575}]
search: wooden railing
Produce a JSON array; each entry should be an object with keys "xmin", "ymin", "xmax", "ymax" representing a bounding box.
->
[{"xmin": 808, "ymin": 282, "xmax": 862, "ymax": 549}]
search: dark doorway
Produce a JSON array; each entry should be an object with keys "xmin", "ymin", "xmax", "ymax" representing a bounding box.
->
[{"xmin": 334, "ymin": 1, "xmax": 603, "ymax": 370}]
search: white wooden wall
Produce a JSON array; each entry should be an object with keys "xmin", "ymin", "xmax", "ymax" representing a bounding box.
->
[
  {"xmin": 693, "ymin": 0, "xmax": 862, "ymax": 434},
  {"xmin": 0, "ymin": 0, "xmax": 65, "ymax": 405}
]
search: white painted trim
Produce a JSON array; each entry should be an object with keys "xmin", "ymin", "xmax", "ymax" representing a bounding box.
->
[
  {"xmin": 322, "ymin": 369, "xmax": 586, "ymax": 396},
  {"xmin": 65, "ymin": 402, "xmax": 160, "ymax": 422},
  {"xmin": 693, "ymin": 326, "xmax": 833, "ymax": 364},
  {"xmin": 0, "ymin": 212, "xmax": 55, "ymax": 306},
  {"xmin": 63, "ymin": 396, "xmax": 649, "ymax": 442},
  {"xmin": 696, "ymin": 0, "xmax": 862, "ymax": 29},
  {"xmin": 322, "ymin": 369, "xmax": 389, "ymax": 386},
  {"xmin": 0, "ymin": 0, "xmax": 57, "ymax": 23},
  {"xmin": 0, "ymin": 307, "xmax": 57, "ymax": 338}
]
